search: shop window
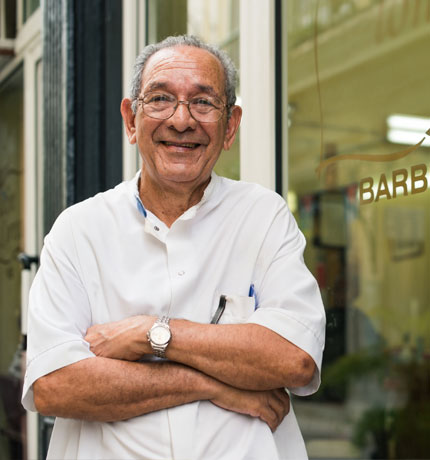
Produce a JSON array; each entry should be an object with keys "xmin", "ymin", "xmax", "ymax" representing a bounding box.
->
[
  {"xmin": 146, "ymin": 0, "xmax": 240, "ymax": 180},
  {"xmin": 0, "ymin": 66, "xmax": 24, "ymax": 460},
  {"xmin": 1, "ymin": 0, "xmax": 16, "ymax": 38},
  {"xmin": 0, "ymin": 0, "xmax": 40, "ymax": 41},
  {"xmin": 286, "ymin": 0, "xmax": 430, "ymax": 458}
]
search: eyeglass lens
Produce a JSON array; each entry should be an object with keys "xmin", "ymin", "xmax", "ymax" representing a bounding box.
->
[{"xmin": 141, "ymin": 94, "xmax": 224, "ymax": 122}]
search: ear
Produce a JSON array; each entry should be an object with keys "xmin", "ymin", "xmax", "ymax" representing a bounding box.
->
[
  {"xmin": 121, "ymin": 98, "xmax": 137, "ymax": 145},
  {"xmin": 223, "ymin": 105, "xmax": 242, "ymax": 151}
]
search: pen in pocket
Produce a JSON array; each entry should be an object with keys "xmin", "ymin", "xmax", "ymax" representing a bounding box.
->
[
  {"xmin": 249, "ymin": 283, "xmax": 258, "ymax": 310},
  {"xmin": 210, "ymin": 295, "xmax": 227, "ymax": 324}
]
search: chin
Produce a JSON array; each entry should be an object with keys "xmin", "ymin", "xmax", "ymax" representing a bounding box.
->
[
  {"xmin": 160, "ymin": 166, "xmax": 205, "ymax": 184},
  {"xmin": 164, "ymin": 174, "xmax": 201, "ymax": 184}
]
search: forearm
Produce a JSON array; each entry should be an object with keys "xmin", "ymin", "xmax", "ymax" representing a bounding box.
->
[
  {"xmin": 168, "ymin": 321, "xmax": 315, "ymax": 390},
  {"xmin": 33, "ymin": 357, "xmax": 217, "ymax": 422},
  {"xmin": 33, "ymin": 355, "xmax": 291, "ymax": 431},
  {"xmin": 85, "ymin": 316, "xmax": 316, "ymax": 392}
]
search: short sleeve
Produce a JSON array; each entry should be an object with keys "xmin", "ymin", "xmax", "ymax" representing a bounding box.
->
[
  {"xmin": 22, "ymin": 209, "xmax": 95, "ymax": 411},
  {"xmin": 247, "ymin": 200, "xmax": 325, "ymax": 396}
]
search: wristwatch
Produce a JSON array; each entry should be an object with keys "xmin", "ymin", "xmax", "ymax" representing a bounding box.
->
[{"xmin": 147, "ymin": 316, "xmax": 171, "ymax": 358}]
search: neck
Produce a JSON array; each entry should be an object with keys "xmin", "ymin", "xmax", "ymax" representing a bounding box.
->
[{"xmin": 138, "ymin": 171, "xmax": 211, "ymax": 227}]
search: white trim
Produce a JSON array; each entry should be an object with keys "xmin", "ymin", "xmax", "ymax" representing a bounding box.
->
[
  {"xmin": 22, "ymin": 38, "xmax": 43, "ymax": 460},
  {"xmin": 15, "ymin": 7, "xmax": 41, "ymax": 55},
  {"xmin": 0, "ymin": 53, "xmax": 22, "ymax": 82},
  {"xmin": 0, "ymin": 8, "xmax": 41, "ymax": 83},
  {"xmin": 23, "ymin": 42, "xmax": 42, "ymax": 265},
  {"xmin": 26, "ymin": 411, "xmax": 38, "ymax": 460},
  {"xmin": 239, "ymin": 0, "xmax": 276, "ymax": 190},
  {"xmin": 16, "ymin": 0, "xmax": 24, "ymax": 34},
  {"xmin": 122, "ymin": 0, "xmax": 145, "ymax": 181},
  {"xmin": 0, "ymin": 37, "xmax": 15, "ymax": 48}
]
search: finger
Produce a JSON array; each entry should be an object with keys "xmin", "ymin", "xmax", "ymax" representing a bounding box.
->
[
  {"xmin": 274, "ymin": 388, "xmax": 290, "ymax": 415},
  {"xmin": 266, "ymin": 390, "xmax": 290, "ymax": 430},
  {"xmin": 84, "ymin": 333, "xmax": 94, "ymax": 345},
  {"xmin": 258, "ymin": 404, "xmax": 278, "ymax": 432},
  {"xmin": 265, "ymin": 395, "xmax": 284, "ymax": 430},
  {"xmin": 275, "ymin": 391, "xmax": 290, "ymax": 422},
  {"xmin": 84, "ymin": 327, "xmax": 93, "ymax": 341},
  {"xmin": 254, "ymin": 392, "xmax": 284, "ymax": 431}
]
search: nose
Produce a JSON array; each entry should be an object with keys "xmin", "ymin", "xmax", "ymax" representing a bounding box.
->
[{"xmin": 167, "ymin": 101, "xmax": 197, "ymax": 132}]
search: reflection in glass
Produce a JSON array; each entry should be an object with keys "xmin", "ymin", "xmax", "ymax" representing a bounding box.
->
[{"xmin": 287, "ymin": 0, "xmax": 430, "ymax": 458}]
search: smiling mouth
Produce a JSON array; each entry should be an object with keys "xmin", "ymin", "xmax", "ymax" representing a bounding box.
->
[{"xmin": 162, "ymin": 141, "xmax": 201, "ymax": 149}]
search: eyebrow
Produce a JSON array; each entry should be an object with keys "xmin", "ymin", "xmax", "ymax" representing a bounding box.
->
[
  {"xmin": 144, "ymin": 81, "xmax": 222, "ymax": 99},
  {"xmin": 195, "ymin": 84, "xmax": 220, "ymax": 98},
  {"xmin": 145, "ymin": 82, "xmax": 168, "ymax": 93}
]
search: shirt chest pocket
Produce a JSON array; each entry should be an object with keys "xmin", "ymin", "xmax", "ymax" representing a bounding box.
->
[{"xmin": 216, "ymin": 294, "xmax": 256, "ymax": 324}]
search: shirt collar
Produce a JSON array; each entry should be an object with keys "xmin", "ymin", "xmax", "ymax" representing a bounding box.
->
[
  {"xmin": 131, "ymin": 172, "xmax": 147, "ymax": 217},
  {"xmin": 179, "ymin": 171, "xmax": 219, "ymax": 221},
  {"xmin": 131, "ymin": 171, "xmax": 220, "ymax": 220}
]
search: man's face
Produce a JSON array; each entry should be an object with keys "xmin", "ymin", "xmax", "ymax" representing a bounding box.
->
[{"xmin": 123, "ymin": 46, "xmax": 241, "ymax": 190}]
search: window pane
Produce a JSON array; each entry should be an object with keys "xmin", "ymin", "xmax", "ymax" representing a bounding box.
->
[
  {"xmin": 146, "ymin": 0, "xmax": 240, "ymax": 179},
  {"xmin": 287, "ymin": 0, "xmax": 430, "ymax": 458},
  {"xmin": 23, "ymin": 0, "xmax": 40, "ymax": 22},
  {"xmin": 5, "ymin": 0, "xmax": 17, "ymax": 38},
  {"xmin": 0, "ymin": 67, "xmax": 24, "ymax": 460}
]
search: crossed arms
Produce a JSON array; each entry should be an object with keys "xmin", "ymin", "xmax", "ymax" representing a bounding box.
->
[{"xmin": 33, "ymin": 315, "xmax": 315, "ymax": 431}]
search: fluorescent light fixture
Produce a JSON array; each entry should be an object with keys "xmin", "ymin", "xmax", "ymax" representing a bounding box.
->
[
  {"xmin": 387, "ymin": 129, "xmax": 430, "ymax": 147},
  {"xmin": 387, "ymin": 114, "xmax": 430, "ymax": 132},
  {"xmin": 386, "ymin": 114, "xmax": 430, "ymax": 147}
]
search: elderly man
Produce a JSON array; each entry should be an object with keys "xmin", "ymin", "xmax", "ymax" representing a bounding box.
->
[{"xmin": 22, "ymin": 35, "xmax": 325, "ymax": 459}]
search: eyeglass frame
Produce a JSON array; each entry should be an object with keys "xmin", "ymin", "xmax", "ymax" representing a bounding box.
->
[{"xmin": 135, "ymin": 92, "xmax": 231, "ymax": 123}]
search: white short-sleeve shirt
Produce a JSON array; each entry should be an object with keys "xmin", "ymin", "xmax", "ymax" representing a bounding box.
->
[{"xmin": 23, "ymin": 172, "xmax": 325, "ymax": 460}]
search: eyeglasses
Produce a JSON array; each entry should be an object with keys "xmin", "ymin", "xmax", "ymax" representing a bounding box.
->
[{"xmin": 136, "ymin": 92, "xmax": 227, "ymax": 123}]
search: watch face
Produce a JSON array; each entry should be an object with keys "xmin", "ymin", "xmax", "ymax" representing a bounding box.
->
[{"xmin": 151, "ymin": 325, "xmax": 171, "ymax": 345}]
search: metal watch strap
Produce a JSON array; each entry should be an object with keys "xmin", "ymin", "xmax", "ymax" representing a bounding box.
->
[
  {"xmin": 158, "ymin": 316, "xmax": 170, "ymax": 326},
  {"xmin": 150, "ymin": 316, "xmax": 171, "ymax": 358}
]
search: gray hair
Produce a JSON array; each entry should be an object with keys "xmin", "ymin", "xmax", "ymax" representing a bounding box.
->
[{"xmin": 130, "ymin": 35, "xmax": 238, "ymax": 118}]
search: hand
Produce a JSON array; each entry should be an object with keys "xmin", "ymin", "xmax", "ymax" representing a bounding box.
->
[
  {"xmin": 210, "ymin": 385, "xmax": 290, "ymax": 432},
  {"xmin": 85, "ymin": 315, "xmax": 155, "ymax": 361}
]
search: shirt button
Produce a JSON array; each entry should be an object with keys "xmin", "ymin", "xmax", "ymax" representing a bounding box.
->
[
  {"xmin": 154, "ymin": 226, "xmax": 159, "ymax": 231},
  {"xmin": 178, "ymin": 270, "xmax": 185, "ymax": 276}
]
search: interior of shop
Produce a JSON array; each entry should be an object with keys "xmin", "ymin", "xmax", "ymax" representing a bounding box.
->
[{"xmin": 287, "ymin": 1, "xmax": 430, "ymax": 457}]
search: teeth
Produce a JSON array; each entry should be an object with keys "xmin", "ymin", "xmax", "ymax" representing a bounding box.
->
[{"xmin": 165, "ymin": 142, "xmax": 198, "ymax": 148}]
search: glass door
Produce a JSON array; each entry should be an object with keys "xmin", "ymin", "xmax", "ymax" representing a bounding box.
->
[{"xmin": 286, "ymin": 1, "xmax": 430, "ymax": 458}]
